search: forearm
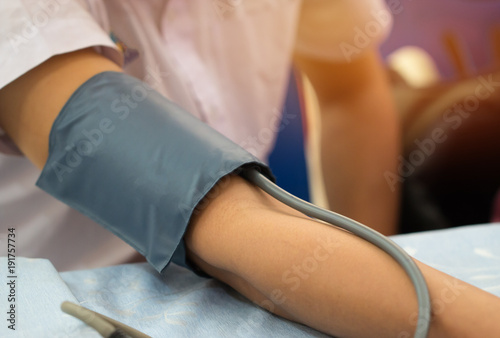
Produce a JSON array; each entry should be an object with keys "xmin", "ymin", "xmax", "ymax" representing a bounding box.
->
[
  {"xmin": 186, "ymin": 175, "xmax": 500, "ymax": 337},
  {"xmin": 319, "ymin": 79, "xmax": 400, "ymax": 235},
  {"xmin": 294, "ymin": 50, "xmax": 401, "ymax": 235}
]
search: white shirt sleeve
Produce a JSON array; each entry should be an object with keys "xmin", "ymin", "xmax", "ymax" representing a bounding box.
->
[
  {"xmin": 0, "ymin": 0, "xmax": 123, "ymax": 90},
  {"xmin": 295, "ymin": 0, "xmax": 393, "ymax": 62}
]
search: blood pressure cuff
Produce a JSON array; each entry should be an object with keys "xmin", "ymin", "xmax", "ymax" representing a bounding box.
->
[{"xmin": 36, "ymin": 71, "xmax": 273, "ymax": 273}]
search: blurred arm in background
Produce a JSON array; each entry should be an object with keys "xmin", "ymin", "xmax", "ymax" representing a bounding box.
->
[{"xmin": 294, "ymin": 0, "xmax": 401, "ymax": 235}]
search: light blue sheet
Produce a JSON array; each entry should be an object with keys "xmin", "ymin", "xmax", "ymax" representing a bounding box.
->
[
  {"xmin": 0, "ymin": 258, "xmax": 100, "ymax": 337},
  {"xmin": 2, "ymin": 223, "xmax": 499, "ymax": 337}
]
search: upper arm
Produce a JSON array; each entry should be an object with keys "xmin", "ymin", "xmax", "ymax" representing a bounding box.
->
[
  {"xmin": 0, "ymin": 48, "xmax": 122, "ymax": 168},
  {"xmin": 0, "ymin": 0, "xmax": 122, "ymax": 167}
]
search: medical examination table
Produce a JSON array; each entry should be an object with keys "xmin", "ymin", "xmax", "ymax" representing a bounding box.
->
[{"xmin": 2, "ymin": 223, "xmax": 499, "ymax": 337}]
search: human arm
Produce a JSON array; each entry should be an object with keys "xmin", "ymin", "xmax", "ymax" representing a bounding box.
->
[
  {"xmin": 0, "ymin": 48, "xmax": 122, "ymax": 168},
  {"xmin": 293, "ymin": 1, "xmax": 401, "ymax": 235},
  {"xmin": 1, "ymin": 49, "xmax": 500, "ymax": 338}
]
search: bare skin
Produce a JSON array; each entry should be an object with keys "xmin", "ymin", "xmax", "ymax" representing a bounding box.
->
[
  {"xmin": 0, "ymin": 49, "xmax": 122, "ymax": 167},
  {"xmin": 294, "ymin": 51, "xmax": 401, "ymax": 236},
  {"xmin": 294, "ymin": 1, "xmax": 401, "ymax": 235},
  {"xmin": 1, "ymin": 49, "xmax": 499, "ymax": 337}
]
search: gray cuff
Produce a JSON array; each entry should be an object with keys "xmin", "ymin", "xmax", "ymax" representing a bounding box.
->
[{"xmin": 36, "ymin": 71, "xmax": 273, "ymax": 272}]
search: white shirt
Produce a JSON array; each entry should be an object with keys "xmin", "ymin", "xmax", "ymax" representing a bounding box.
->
[{"xmin": 0, "ymin": 0, "xmax": 391, "ymax": 271}]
